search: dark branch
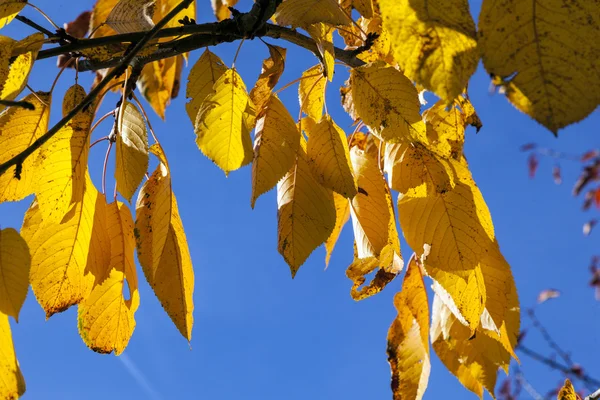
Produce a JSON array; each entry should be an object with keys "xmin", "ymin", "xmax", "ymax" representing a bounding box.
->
[
  {"xmin": 15, "ymin": 15, "xmax": 54, "ymax": 38},
  {"xmin": 0, "ymin": 99, "xmax": 35, "ymax": 110},
  {"xmin": 0, "ymin": 0, "xmax": 195, "ymax": 178}
]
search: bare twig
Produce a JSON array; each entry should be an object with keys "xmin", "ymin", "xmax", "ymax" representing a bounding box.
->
[
  {"xmin": 586, "ymin": 388, "xmax": 600, "ymax": 400},
  {"xmin": 0, "ymin": 99, "xmax": 35, "ymax": 110},
  {"xmin": 15, "ymin": 15, "xmax": 54, "ymax": 38}
]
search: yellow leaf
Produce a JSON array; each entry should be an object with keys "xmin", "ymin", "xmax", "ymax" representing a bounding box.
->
[
  {"xmin": 35, "ymin": 85, "xmax": 92, "ymax": 223},
  {"xmin": 156, "ymin": 0, "xmax": 195, "ymax": 31},
  {"xmin": 0, "ymin": 92, "xmax": 51, "ymax": 203},
  {"xmin": 324, "ymin": 191, "xmax": 350, "ymax": 267},
  {"xmin": 350, "ymin": 62, "xmax": 426, "ymax": 143},
  {"xmin": 0, "ymin": 36, "xmax": 15, "ymax": 95},
  {"xmin": 307, "ymin": 115, "xmax": 357, "ymax": 198},
  {"xmin": 274, "ymin": 0, "xmax": 350, "ymax": 28},
  {"xmin": 0, "ymin": 0, "xmax": 25, "ymax": 29},
  {"xmin": 0, "ymin": 228, "xmax": 29, "ymax": 321},
  {"xmin": 251, "ymin": 94, "xmax": 299, "ymax": 208},
  {"xmin": 352, "ymin": 0, "xmax": 373, "ymax": 19},
  {"xmin": 135, "ymin": 144, "xmax": 194, "ymax": 340},
  {"xmin": 431, "ymin": 292, "xmax": 511, "ymax": 399},
  {"xmin": 0, "ymin": 313, "xmax": 25, "ymax": 399},
  {"xmin": 346, "ymin": 146, "xmax": 402, "ymax": 300},
  {"xmin": 78, "ymin": 202, "xmax": 140, "ymax": 355},
  {"xmin": 557, "ymin": 379, "xmax": 578, "ymax": 400},
  {"xmin": 478, "ymin": 0, "xmax": 600, "ymax": 133},
  {"xmin": 379, "ymin": 0, "xmax": 478, "ymax": 103},
  {"xmin": 211, "ymin": 0, "xmax": 239, "ymax": 21},
  {"xmin": 194, "ymin": 68, "xmax": 254, "ymax": 175},
  {"xmin": 22, "ymin": 177, "xmax": 111, "ymax": 318},
  {"xmin": 106, "ymin": 0, "xmax": 155, "ymax": 33},
  {"xmin": 0, "ymin": 33, "xmax": 44, "ymax": 105},
  {"xmin": 186, "ymin": 49, "xmax": 228, "ymax": 125},
  {"xmin": 91, "ymin": 0, "xmax": 119, "ymax": 38},
  {"xmin": 115, "ymin": 101, "xmax": 149, "ymax": 202},
  {"xmin": 137, "ymin": 55, "xmax": 182, "ymax": 119},
  {"xmin": 306, "ymin": 23, "xmax": 335, "ymax": 81},
  {"xmin": 299, "ymin": 65, "xmax": 326, "ymax": 121},
  {"xmin": 277, "ymin": 141, "xmax": 336, "ymax": 276},
  {"xmin": 387, "ymin": 257, "xmax": 430, "ymax": 400},
  {"xmin": 249, "ymin": 44, "xmax": 287, "ymax": 114}
]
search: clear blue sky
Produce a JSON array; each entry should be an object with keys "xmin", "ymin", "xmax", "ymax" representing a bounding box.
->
[{"xmin": 1, "ymin": 0, "xmax": 599, "ymax": 399}]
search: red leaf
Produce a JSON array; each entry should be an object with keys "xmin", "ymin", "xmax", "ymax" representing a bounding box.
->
[
  {"xmin": 595, "ymin": 188, "xmax": 600, "ymax": 209},
  {"xmin": 528, "ymin": 153, "xmax": 538, "ymax": 178},
  {"xmin": 581, "ymin": 150, "xmax": 599, "ymax": 162},
  {"xmin": 520, "ymin": 143, "xmax": 537, "ymax": 152},
  {"xmin": 537, "ymin": 289, "xmax": 560, "ymax": 304},
  {"xmin": 64, "ymin": 11, "xmax": 91, "ymax": 38}
]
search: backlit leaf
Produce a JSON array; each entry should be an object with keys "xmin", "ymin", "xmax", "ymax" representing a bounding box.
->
[
  {"xmin": 277, "ymin": 140, "xmax": 336, "ymax": 276},
  {"xmin": 387, "ymin": 257, "xmax": 430, "ymax": 400},
  {"xmin": 379, "ymin": 0, "xmax": 479, "ymax": 103},
  {"xmin": 307, "ymin": 115, "xmax": 357, "ymax": 198},
  {"xmin": 78, "ymin": 202, "xmax": 140, "ymax": 355},
  {"xmin": 22, "ymin": 177, "xmax": 111, "ymax": 317},
  {"xmin": 194, "ymin": 68, "xmax": 254, "ymax": 175},
  {"xmin": 274, "ymin": 0, "xmax": 350, "ymax": 28},
  {"xmin": 186, "ymin": 49, "xmax": 227, "ymax": 126},
  {"xmin": 36, "ymin": 85, "xmax": 92, "ymax": 223},
  {"xmin": 0, "ymin": 92, "xmax": 51, "ymax": 203},
  {"xmin": 350, "ymin": 62, "xmax": 426, "ymax": 143},
  {"xmin": 306, "ymin": 23, "xmax": 335, "ymax": 81},
  {"xmin": 250, "ymin": 44, "xmax": 287, "ymax": 114},
  {"xmin": 0, "ymin": 0, "xmax": 26, "ymax": 28},
  {"xmin": 478, "ymin": 0, "xmax": 600, "ymax": 133},
  {"xmin": 90, "ymin": 0, "xmax": 119, "ymax": 38},
  {"xmin": 0, "ymin": 313, "xmax": 25, "ymax": 399},
  {"xmin": 138, "ymin": 56, "xmax": 182, "ymax": 119},
  {"xmin": 135, "ymin": 144, "xmax": 194, "ymax": 340},
  {"xmin": 0, "ymin": 33, "xmax": 44, "ymax": 105},
  {"xmin": 106, "ymin": 0, "xmax": 155, "ymax": 33},
  {"xmin": 115, "ymin": 101, "xmax": 149, "ymax": 202},
  {"xmin": 324, "ymin": 192, "xmax": 350, "ymax": 267},
  {"xmin": 557, "ymin": 379, "xmax": 577, "ymax": 400},
  {"xmin": 299, "ymin": 65, "xmax": 326, "ymax": 121},
  {"xmin": 251, "ymin": 94, "xmax": 299, "ymax": 208},
  {"xmin": 211, "ymin": 0, "xmax": 239, "ymax": 21},
  {"xmin": 0, "ymin": 228, "xmax": 29, "ymax": 321}
]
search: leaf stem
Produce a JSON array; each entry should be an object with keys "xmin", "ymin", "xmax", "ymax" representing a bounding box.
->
[
  {"xmin": 102, "ymin": 141, "xmax": 113, "ymax": 195},
  {"xmin": 25, "ymin": 3, "xmax": 61, "ymax": 30}
]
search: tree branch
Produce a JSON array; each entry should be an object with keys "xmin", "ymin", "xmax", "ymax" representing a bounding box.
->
[
  {"xmin": 0, "ymin": 0, "xmax": 194, "ymax": 178},
  {"xmin": 15, "ymin": 15, "xmax": 55, "ymax": 38}
]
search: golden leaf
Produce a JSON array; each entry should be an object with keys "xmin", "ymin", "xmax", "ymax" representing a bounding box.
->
[
  {"xmin": 306, "ymin": 23, "xmax": 335, "ymax": 81},
  {"xmin": 352, "ymin": 0, "xmax": 373, "ymax": 19},
  {"xmin": 0, "ymin": 0, "xmax": 26, "ymax": 28},
  {"xmin": 90, "ymin": 0, "xmax": 119, "ymax": 38},
  {"xmin": 0, "ymin": 33, "xmax": 44, "ymax": 105},
  {"xmin": 35, "ymin": 85, "xmax": 92, "ymax": 223},
  {"xmin": 274, "ymin": 0, "xmax": 350, "ymax": 28},
  {"xmin": 106, "ymin": 0, "xmax": 155, "ymax": 33},
  {"xmin": 307, "ymin": 115, "xmax": 357, "ymax": 198},
  {"xmin": 0, "ymin": 92, "xmax": 51, "ymax": 203},
  {"xmin": 135, "ymin": 144, "xmax": 194, "ymax": 340},
  {"xmin": 251, "ymin": 94, "xmax": 299, "ymax": 208},
  {"xmin": 350, "ymin": 62, "xmax": 426, "ymax": 143},
  {"xmin": 387, "ymin": 257, "xmax": 430, "ymax": 400},
  {"xmin": 0, "ymin": 228, "xmax": 29, "ymax": 321},
  {"xmin": 324, "ymin": 191, "xmax": 350, "ymax": 267},
  {"xmin": 557, "ymin": 379, "xmax": 578, "ymax": 400},
  {"xmin": 249, "ymin": 44, "xmax": 287, "ymax": 114},
  {"xmin": 186, "ymin": 49, "xmax": 227, "ymax": 125},
  {"xmin": 22, "ymin": 177, "xmax": 111, "ymax": 317},
  {"xmin": 277, "ymin": 140, "xmax": 336, "ymax": 276},
  {"xmin": 379, "ymin": 0, "xmax": 478, "ymax": 103},
  {"xmin": 137, "ymin": 56, "xmax": 182, "ymax": 119},
  {"xmin": 0, "ymin": 313, "xmax": 25, "ymax": 399},
  {"xmin": 194, "ymin": 68, "xmax": 254, "ymax": 175},
  {"xmin": 115, "ymin": 101, "xmax": 149, "ymax": 202},
  {"xmin": 299, "ymin": 65, "xmax": 326, "ymax": 121},
  {"xmin": 478, "ymin": 0, "xmax": 600, "ymax": 133},
  {"xmin": 78, "ymin": 202, "xmax": 140, "ymax": 355},
  {"xmin": 211, "ymin": 0, "xmax": 239, "ymax": 21}
]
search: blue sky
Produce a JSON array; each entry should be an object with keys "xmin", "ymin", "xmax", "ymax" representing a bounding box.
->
[{"xmin": 1, "ymin": 0, "xmax": 599, "ymax": 399}]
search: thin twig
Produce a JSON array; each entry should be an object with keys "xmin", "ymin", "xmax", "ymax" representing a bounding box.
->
[
  {"xmin": 15, "ymin": 15, "xmax": 54, "ymax": 37},
  {"xmin": 25, "ymin": 3, "xmax": 61, "ymax": 30},
  {"xmin": 0, "ymin": 0, "xmax": 194, "ymax": 178},
  {"xmin": 586, "ymin": 388, "xmax": 600, "ymax": 400},
  {"xmin": 515, "ymin": 370, "xmax": 543, "ymax": 400},
  {"xmin": 0, "ymin": 99, "xmax": 35, "ymax": 110},
  {"xmin": 527, "ymin": 309, "xmax": 575, "ymax": 369}
]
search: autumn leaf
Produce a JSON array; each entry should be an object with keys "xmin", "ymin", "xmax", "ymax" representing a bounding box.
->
[
  {"xmin": 138, "ymin": 56, "xmax": 183, "ymax": 119},
  {"xmin": 299, "ymin": 65, "xmax": 326, "ymax": 121},
  {"xmin": 115, "ymin": 101, "xmax": 149, "ymax": 202},
  {"xmin": 387, "ymin": 257, "xmax": 430, "ymax": 400},
  {"xmin": 350, "ymin": 62, "xmax": 427, "ymax": 144},
  {"xmin": 194, "ymin": 68, "xmax": 255, "ymax": 175},
  {"xmin": 0, "ymin": 0, "xmax": 26, "ymax": 29},
  {"xmin": 22, "ymin": 176, "xmax": 111, "ymax": 318},
  {"xmin": 35, "ymin": 85, "xmax": 93, "ymax": 223},
  {"xmin": 0, "ymin": 228, "xmax": 30, "ymax": 321},
  {"xmin": 0, "ymin": 33, "xmax": 45, "ymax": 106},
  {"xmin": 106, "ymin": 0, "xmax": 155, "ymax": 33},
  {"xmin": 0, "ymin": 92, "xmax": 51, "ymax": 203},
  {"xmin": 277, "ymin": 140, "xmax": 336, "ymax": 276},
  {"xmin": 186, "ymin": 49, "xmax": 228, "ymax": 126},
  {"xmin": 249, "ymin": 44, "xmax": 287, "ymax": 114},
  {"xmin": 307, "ymin": 115, "xmax": 357, "ymax": 198},
  {"xmin": 538, "ymin": 288, "xmax": 560, "ymax": 304},
  {"xmin": 379, "ymin": 0, "xmax": 479, "ymax": 103},
  {"xmin": 306, "ymin": 23, "xmax": 335, "ymax": 81},
  {"xmin": 90, "ymin": 0, "xmax": 119, "ymax": 38},
  {"xmin": 211, "ymin": 0, "xmax": 239, "ymax": 21},
  {"xmin": 274, "ymin": 0, "xmax": 350, "ymax": 28},
  {"xmin": 324, "ymin": 192, "xmax": 350, "ymax": 267},
  {"xmin": 251, "ymin": 94, "xmax": 300, "ymax": 208},
  {"xmin": 0, "ymin": 313, "xmax": 25, "ymax": 399},
  {"xmin": 78, "ymin": 202, "xmax": 140, "ymax": 355},
  {"xmin": 135, "ymin": 144, "xmax": 194, "ymax": 340},
  {"xmin": 478, "ymin": 0, "xmax": 600, "ymax": 133},
  {"xmin": 557, "ymin": 379, "xmax": 578, "ymax": 400}
]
